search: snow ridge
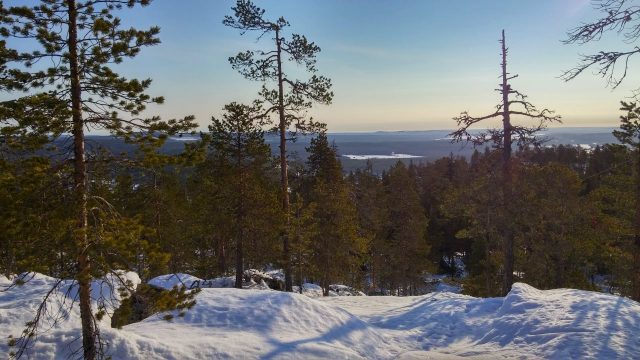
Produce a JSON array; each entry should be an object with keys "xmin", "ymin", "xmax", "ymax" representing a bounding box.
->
[{"xmin": 1, "ymin": 275, "xmax": 638, "ymax": 359}]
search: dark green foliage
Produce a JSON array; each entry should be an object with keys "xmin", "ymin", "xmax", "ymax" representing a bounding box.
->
[
  {"xmin": 415, "ymin": 155, "xmax": 470, "ymax": 273},
  {"xmin": 0, "ymin": 157, "xmax": 73, "ymax": 277},
  {"xmin": 206, "ymin": 102, "xmax": 280, "ymax": 288},
  {"xmin": 1, "ymin": 1, "xmax": 195, "ymax": 357},
  {"xmin": 1, "ymin": 1, "xmax": 195, "ymax": 142},
  {"xmin": 111, "ymin": 284, "xmax": 200, "ymax": 328},
  {"xmin": 303, "ymin": 133, "xmax": 365, "ymax": 294},
  {"xmin": 516, "ymin": 164, "xmax": 595, "ymax": 290},
  {"xmin": 380, "ymin": 162, "xmax": 430, "ymax": 294},
  {"xmin": 224, "ymin": 0, "xmax": 333, "ymax": 291},
  {"xmin": 615, "ymin": 101, "xmax": 640, "ymax": 147}
]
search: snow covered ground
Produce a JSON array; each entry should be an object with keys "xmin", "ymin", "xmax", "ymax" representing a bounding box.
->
[
  {"xmin": 342, "ymin": 153, "xmax": 423, "ymax": 160},
  {"xmin": 1, "ymin": 274, "xmax": 639, "ymax": 359}
]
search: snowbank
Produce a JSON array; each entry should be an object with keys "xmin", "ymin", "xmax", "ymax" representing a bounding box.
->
[
  {"xmin": 323, "ymin": 282, "xmax": 640, "ymax": 359},
  {"xmin": 1, "ymin": 277, "xmax": 638, "ymax": 359},
  {"xmin": 123, "ymin": 288, "xmax": 394, "ymax": 359},
  {"xmin": 0, "ymin": 271, "xmax": 140, "ymax": 358},
  {"xmin": 1, "ymin": 275, "xmax": 393, "ymax": 359}
]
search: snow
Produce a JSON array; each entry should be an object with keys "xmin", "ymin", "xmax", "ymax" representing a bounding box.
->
[
  {"xmin": 294, "ymin": 283, "xmax": 366, "ymax": 297},
  {"xmin": 168, "ymin": 136, "xmax": 199, "ymax": 142},
  {"xmin": 342, "ymin": 153, "xmax": 423, "ymax": 160},
  {"xmin": 123, "ymin": 288, "xmax": 394, "ymax": 359},
  {"xmin": 0, "ymin": 274, "xmax": 10, "ymax": 286},
  {"xmin": 148, "ymin": 273, "xmax": 203, "ymax": 290},
  {"xmin": 323, "ymin": 283, "xmax": 640, "ymax": 359},
  {"xmin": 0, "ymin": 271, "xmax": 140, "ymax": 358},
  {"xmin": 2, "ymin": 275, "xmax": 639, "ymax": 359},
  {"xmin": 148, "ymin": 270, "xmax": 365, "ymax": 296}
]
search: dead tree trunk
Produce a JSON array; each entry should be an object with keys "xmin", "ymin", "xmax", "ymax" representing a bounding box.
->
[
  {"xmin": 500, "ymin": 30, "xmax": 515, "ymax": 296},
  {"xmin": 450, "ymin": 29, "xmax": 561, "ymax": 297},
  {"xmin": 234, "ymin": 131, "xmax": 245, "ymax": 289},
  {"xmin": 275, "ymin": 27, "xmax": 293, "ymax": 292},
  {"xmin": 634, "ymin": 146, "xmax": 640, "ymax": 300}
]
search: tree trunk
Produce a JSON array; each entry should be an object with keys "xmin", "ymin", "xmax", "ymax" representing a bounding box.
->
[
  {"xmin": 217, "ymin": 237, "xmax": 226, "ymax": 274},
  {"xmin": 633, "ymin": 146, "xmax": 640, "ymax": 301},
  {"xmin": 500, "ymin": 29, "xmax": 515, "ymax": 296},
  {"xmin": 275, "ymin": 28, "xmax": 293, "ymax": 292},
  {"xmin": 234, "ymin": 229, "xmax": 243, "ymax": 289},
  {"xmin": 67, "ymin": 0, "xmax": 97, "ymax": 358},
  {"xmin": 234, "ymin": 131, "xmax": 244, "ymax": 289},
  {"xmin": 294, "ymin": 201, "xmax": 304, "ymax": 294}
]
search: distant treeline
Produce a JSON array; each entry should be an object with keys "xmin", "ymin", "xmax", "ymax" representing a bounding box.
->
[{"xmin": 1, "ymin": 134, "xmax": 636, "ymax": 298}]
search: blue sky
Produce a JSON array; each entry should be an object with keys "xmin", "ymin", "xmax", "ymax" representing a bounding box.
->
[{"xmin": 12, "ymin": 0, "xmax": 640, "ymax": 131}]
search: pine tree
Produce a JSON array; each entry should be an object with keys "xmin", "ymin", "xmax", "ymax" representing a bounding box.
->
[
  {"xmin": 0, "ymin": 157, "xmax": 71, "ymax": 278},
  {"xmin": 223, "ymin": 0, "xmax": 333, "ymax": 291},
  {"xmin": 1, "ymin": 1, "xmax": 195, "ymax": 357}
]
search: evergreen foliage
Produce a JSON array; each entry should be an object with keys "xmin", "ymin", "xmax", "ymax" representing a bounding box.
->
[
  {"xmin": 304, "ymin": 133, "xmax": 365, "ymax": 294},
  {"xmin": 1, "ymin": 2, "xmax": 640, "ymax": 358},
  {"xmin": 0, "ymin": 1, "xmax": 195, "ymax": 357},
  {"xmin": 224, "ymin": 0, "xmax": 333, "ymax": 291}
]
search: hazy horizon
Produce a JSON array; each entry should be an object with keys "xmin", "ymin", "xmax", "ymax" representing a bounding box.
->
[{"xmin": 6, "ymin": 0, "xmax": 640, "ymax": 131}]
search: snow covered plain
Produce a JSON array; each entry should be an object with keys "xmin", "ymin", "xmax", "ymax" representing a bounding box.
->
[
  {"xmin": 1, "ymin": 274, "xmax": 639, "ymax": 359},
  {"xmin": 342, "ymin": 154, "xmax": 423, "ymax": 160}
]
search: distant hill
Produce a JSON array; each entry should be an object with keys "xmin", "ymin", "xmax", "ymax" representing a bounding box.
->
[{"xmin": 73, "ymin": 127, "xmax": 619, "ymax": 173}]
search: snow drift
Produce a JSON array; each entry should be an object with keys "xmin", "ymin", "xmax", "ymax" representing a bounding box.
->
[
  {"xmin": 325, "ymin": 283, "xmax": 640, "ymax": 359},
  {"xmin": 1, "ymin": 275, "xmax": 638, "ymax": 359}
]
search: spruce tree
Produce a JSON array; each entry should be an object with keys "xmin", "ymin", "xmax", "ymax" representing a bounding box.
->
[
  {"xmin": 442, "ymin": 151, "xmax": 503, "ymax": 296},
  {"xmin": 381, "ymin": 162, "xmax": 430, "ymax": 295},
  {"xmin": 1, "ymin": 1, "xmax": 195, "ymax": 358},
  {"xmin": 206, "ymin": 102, "xmax": 278, "ymax": 288},
  {"xmin": 349, "ymin": 166, "xmax": 388, "ymax": 293},
  {"xmin": 223, "ymin": 0, "xmax": 333, "ymax": 291},
  {"xmin": 517, "ymin": 163, "xmax": 592, "ymax": 289},
  {"xmin": 305, "ymin": 133, "xmax": 364, "ymax": 295},
  {"xmin": 612, "ymin": 101, "xmax": 640, "ymax": 300}
]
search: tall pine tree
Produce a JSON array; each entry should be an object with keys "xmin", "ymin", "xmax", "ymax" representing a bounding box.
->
[
  {"xmin": 223, "ymin": 0, "xmax": 333, "ymax": 291},
  {"xmin": 1, "ymin": 1, "xmax": 195, "ymax": 357}
]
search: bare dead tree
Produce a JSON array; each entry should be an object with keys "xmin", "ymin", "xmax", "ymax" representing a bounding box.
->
[
  {"xmin": 562, "ymin": 0, "xmax": 640, "ymax": 89},
  {"xmin": 450, "ymin": 30, "xmax": 561, "ymax": 296}
]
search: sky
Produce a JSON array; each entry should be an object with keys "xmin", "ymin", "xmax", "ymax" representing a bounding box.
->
[{"xmin": 11, "ymin": 0, "xmax": 640, "ymax": 131}]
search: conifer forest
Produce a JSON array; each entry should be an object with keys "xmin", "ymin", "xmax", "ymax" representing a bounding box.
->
[{"xmin": 0, "ymin": 1, "xmax": 639, "ymax": 359}]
